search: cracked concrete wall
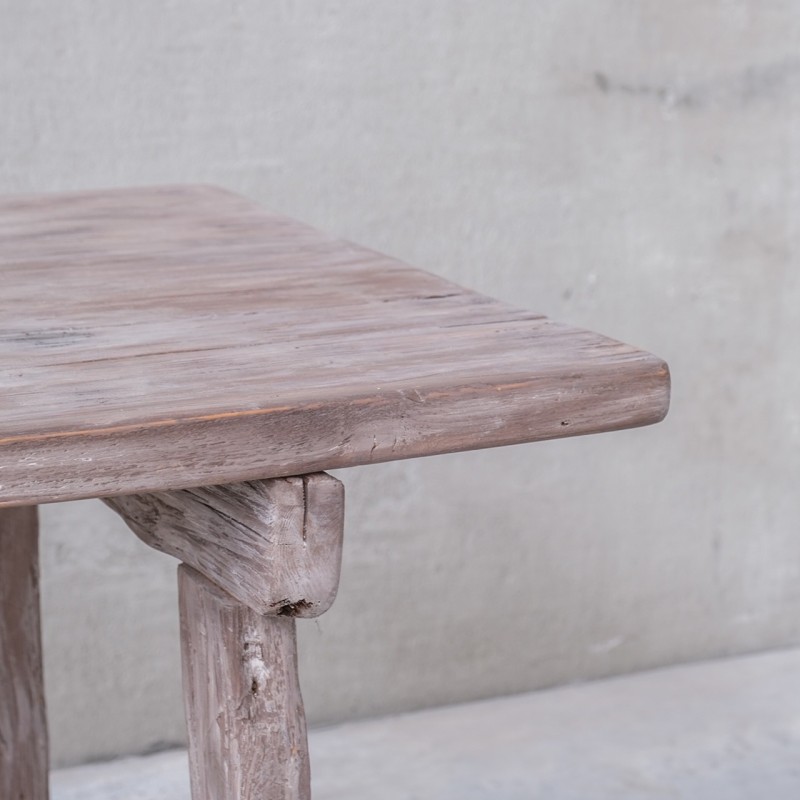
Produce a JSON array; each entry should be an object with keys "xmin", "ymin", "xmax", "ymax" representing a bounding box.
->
[{"xmin": 2, "ymin": 1, "xmax": 799, "ymax": 767}]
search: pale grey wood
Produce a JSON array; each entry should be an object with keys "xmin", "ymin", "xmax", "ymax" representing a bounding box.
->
[
  {"xmin": 105, "ymin": 473, "xmax": 344, "ymax": 617},
  {"xmin": 179, "ymin": 565, "xmax": 310, "ymax": 800},
  {"xmin": 0, "ymin": 185, "xmax": 670, "ymax": 507},
  {"xmin": 0, "ymin": 506, "xmax": 49, "ymax": 800}
]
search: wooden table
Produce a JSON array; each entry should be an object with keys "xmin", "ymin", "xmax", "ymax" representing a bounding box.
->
[{"xmin": 0, "ymin": 185, "xmax": 670, "ymax": 799}]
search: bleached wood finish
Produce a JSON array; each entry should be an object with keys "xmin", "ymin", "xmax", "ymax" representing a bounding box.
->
[
  {"xmin": 0, "ymin": 185, "xmax": 670, "ymax": 507},
  {"xmin": 105, "ymin": 473, "xmax": 344, "ymax": 617},
  {"xmin": 179, "ymin": 566, "xmax": 310, "ymax": 800},
  {"xmin": 0, "ymin": 507, "xmax": 49, "ymax": 800}
]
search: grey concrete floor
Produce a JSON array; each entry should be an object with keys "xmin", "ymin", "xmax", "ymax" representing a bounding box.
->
[{"xmin": 52, "ymin": 647, "xmax": 800, "ymax": 799}]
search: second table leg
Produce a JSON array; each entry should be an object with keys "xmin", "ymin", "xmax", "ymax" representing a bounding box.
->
[{"xmin": 0, "ymin": 506, "xmax": 49, "ymax": 800}]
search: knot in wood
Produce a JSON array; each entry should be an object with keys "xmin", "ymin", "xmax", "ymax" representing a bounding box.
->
[{"xmin": 242, "ymin": 634, "xmax": 270, "ymax": 696}]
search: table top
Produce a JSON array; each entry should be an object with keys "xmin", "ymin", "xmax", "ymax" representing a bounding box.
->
[{"xmin": 0, "ymin": 185, "xmax": 669, "ymax": 506}]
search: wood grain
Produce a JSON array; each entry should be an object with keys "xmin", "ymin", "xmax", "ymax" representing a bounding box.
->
[
  {"xmin": 0, "ymin": 506, "xmax": 49, "ymax": 800},
  {"xmin": 105, "ymin": 473, "xmax": 344, "ymax": 617},
  {"xmin": 179, "ymin": 565, "xmax": 310, "ymax": 800},
  {"xmin": 0, "ymin": 185, "xmax": 670, "ymax": 506}
]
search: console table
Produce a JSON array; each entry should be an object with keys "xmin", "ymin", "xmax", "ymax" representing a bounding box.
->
[{"xmin": 0, "ymin": 185, "xmax": 670, "ymax": 799}]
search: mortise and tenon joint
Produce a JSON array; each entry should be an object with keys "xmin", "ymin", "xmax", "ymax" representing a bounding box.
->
[{"xmin": 106, "ymin": 472, "xmax": 345, "ymax": 800}]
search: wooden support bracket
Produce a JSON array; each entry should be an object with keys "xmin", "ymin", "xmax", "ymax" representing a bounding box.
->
[{"xmin": 104, "ymin": 473, "xmax": 344, "ymax": 617}]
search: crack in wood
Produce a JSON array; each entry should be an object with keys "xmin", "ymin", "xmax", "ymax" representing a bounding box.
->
[{"xmin": 300, "ymin": 476, "xmax": 309, "ymax": 545}]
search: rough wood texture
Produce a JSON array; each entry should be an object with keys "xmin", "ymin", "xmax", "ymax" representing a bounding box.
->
[
  {"xmin": 105, "ymin": 473, "xmax": 344, "ymax": 617},
  {"xmin": 0, "ymin": 185, "xmax": 670, "ymax": 507},
  {"xmin": 0, "ymin": 507, "xmax": 49, "ymax": 800},
  {"xmin": 179, "ymin": 565, "xmax": 309, "ymax": 800}
]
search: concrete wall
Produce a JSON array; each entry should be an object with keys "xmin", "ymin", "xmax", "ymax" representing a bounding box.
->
[{"xmin": 2, "ymin": 1, "xmax": 799, "ymax": 767}]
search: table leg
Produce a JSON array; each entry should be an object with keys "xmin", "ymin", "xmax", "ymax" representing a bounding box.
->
[
  {"xmin": 106, "ymin": 473, "xmax": 345, "ymax": 800},
  {"xmin": 0, "ymin": 506, "xmax": 49, "ymax": 800},
  {"xmin": 180, "ymin": 566, "xmax": 310, "ymax": 800}
]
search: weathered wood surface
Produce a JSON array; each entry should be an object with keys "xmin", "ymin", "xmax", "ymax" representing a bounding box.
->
[
  {"xmin": 105, "ymin": 473, "xmax": 344, "ymax": 617},
  {"xmin": 0, "ymin": 507, "xmax": 49, "ymax": 800},
  {"xmin": 179, "ymin": 565, "xmax": 310, "ymax": 800},
  {"xmin": 0, "ymin": 185, "xmax": 670, "ymax": 506}
]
